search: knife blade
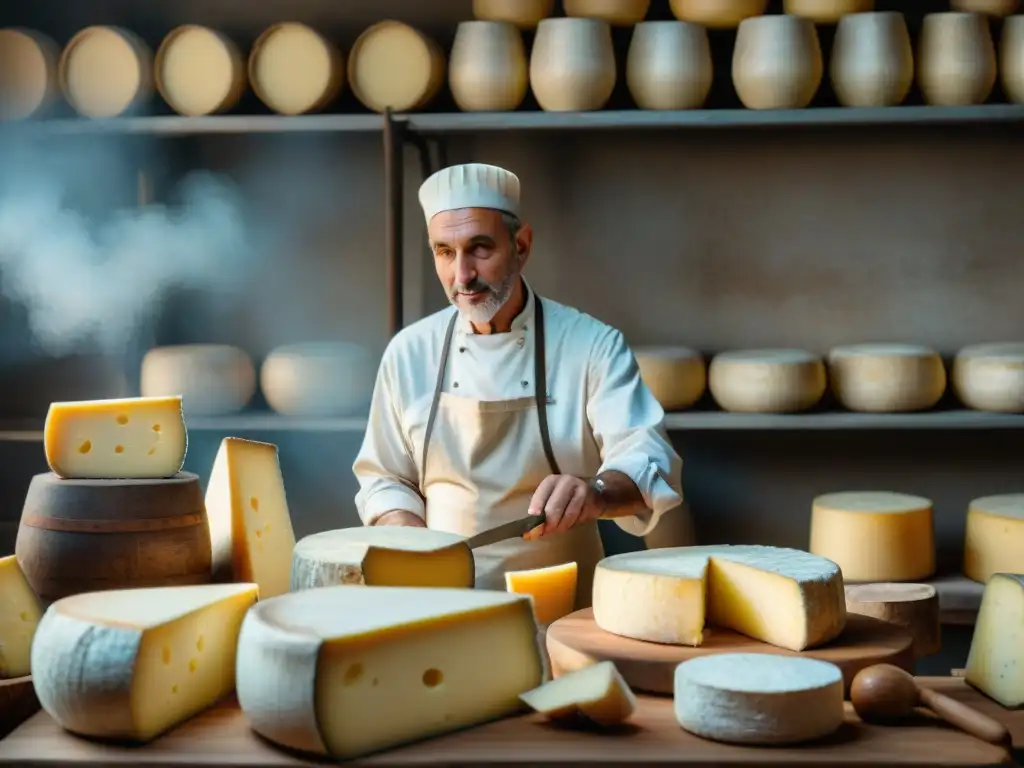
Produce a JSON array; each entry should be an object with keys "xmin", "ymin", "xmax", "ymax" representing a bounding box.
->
[{"xmin": 465, "ymin": 513, "xmax": 546, "ymax": 550}]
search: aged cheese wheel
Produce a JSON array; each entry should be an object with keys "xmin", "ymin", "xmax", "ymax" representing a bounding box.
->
[
  {"xmin": 830, "ymin": 11, "xmax": 914, "ymax": 108},
  {"xmin": 140, "ymin": 344, "xmax": 256, "ymax": 416},
  {"xmin": 634, "ymin": 347, "xmax": 706, "ymax": 411},
  {"xmin": 669, "ymin": 0, "xmax": 767, "ymax": 28},
  {"xmin": 809, "ymin": 491, "xmax": 935, "ymax": 582},
  {"xmin": 0, "ymin": 28, "xmax": 59, "ymax": 120},
  {"xmin": 473, "ymin": 0, "xmax": 555, "ymax": 28},
  {"xmin": 563, "ymin": 0, "xmax": 651, "ymax": 26},
  {"xmin": 951, "ymin": 0, "xmax": 1019, "ymax": 15},
  {"xmin": 784, "ymin": 0, "xmax": 873, "ymax": 24},
  {"xmin": 964, "ymin": 494, "xmax": 1024, "ymax": 583},
  {"xmin": 260, "ymin": 342, "xmax": 375, "ymax": 417},
  {"xmin": 917, "ymin": 12, "xmax": 997, "ymax": 107},
  {"xmin": 449, "ymin": 21, "xmax": 528, "ymax": 112},
  {"xmin": 348, "ymin": 21, "xmax": 445, "ymax": 113},
  {"xmin": 845, "ymin": 583, "xmax": 940, "ymax": 659},
  {"xmin": 520, "ymin": 661, "xmax": 636, "ymax": 725},
  {"xmin": 249, "ymin": 23, "xmax": 344, "ymax": 115},
  {"xmin": 952, "ymin": 342, "xmax": 1024, "ymax": 413},
  {"xmin": 828, "ymin": 343, "xmax": 946, "ymax": 413},
  {"xmin": 530, "ymin": 18, "xmax": 617, "ymax": 112},
  {"xmin": 1003, "ymin": 17, "xmax": 1024, "ymax": 103},
  {"xmin": 732, "ymin": 15, "xmax": 823, "ymax": 110},
  {"xmin": 708, "ymin": 349, "xmax": 826, "ymax": 413},
  {"xmin": 59, "ymin": 26, "xmax": 152, "ymax": 118},
  {"xmin": 627, "ymin": 21, "xmax": 713, "ymax": 111},
  {"xmin": 674, "ymin": 654, "xmax": 844, "ymax": 745},
  {"xmin": 155, "ymin": 25, "xmax": 246, "ymax": 116}
]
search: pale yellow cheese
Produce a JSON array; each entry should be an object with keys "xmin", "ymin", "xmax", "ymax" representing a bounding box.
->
[
  {"xmin": 235, "ymin": 586, "xmax": 546, "ymax": 759},
  {"xmin": 708, "ymin": 349, "xmax": 826, "ymax": 413},
  {"xmin": 964, "ymin": 494, "xmax": 1024, "ymax": 583},
  {"xmin": 563, "ymin": 0, "xmax": 651, "ymax": 26},
  {"xmin": 60, "ymin": 26, "xmax": 151, "ymax": 118},
  {"xmin": 633, "ymin": 347, "xmax": 706, "ymax": 411},
  {"xmin": 156, "ymin": 25, "xmax": 243, "ymax": 117},
  {"xmin": 206, "ymin": 438, "xmax": 296, "ymax": 599},
  {"xmin": 669, "ymin": 0, "xmax": 767, "ymax": 28},
  {"xmin": 520, "ymin": 660, "xmax": 636, "ymax": 725},
  {"xmin": 43, "ymin": 396, "xmax": 187, "ymax": 479},
  {"xmin": 291, "ymin": 527, "xmax": 474, "ymax": 591},
  {"xmin": 349, "ymin": 21, "xmax": 445, "ymax": 113},
  {"xmin": 260, "ymin": 342, "xmax": 376, "ymax": 417},
  {"xmin": 828, "ymin": 343, "xmax": 946, "ymax": 412},
  {"xmin": 0, "ymin": 555, "xmax": 42, "ymax": 678},
  {"xmin": 505, "ymin": 561, "xmax": 577, "ymax": 625},
  {"xmin": 249, "ymin": 23, "xmax": 342, "ymax": 115},
  {"xmin": 593, "ymin": 545, "xmax": 846, "ymax": 652},
  {"xmin": 30, "ymin": 583, "xmax": 258, "ymax": 742},
  {"xmin": 965, "ymin": 573, "xmax": 1024, "ymax": 706},
  {"xmin": 952, "ymin": 342, "xmax": 1024, "ymax": 413},
  {"xmin": 783, "ymin": 0, "xmax": 871, "ymax": 23},
  {"xmin": 140, "ymin": 344, "xmax": 256, "ymax": 416},
  {"xmin": 473, "ymin": 0, "xmax": 554, "ymax": 28},
  {"xmin": 809, "ymin": 491, "xmax": 935, "ymax": 582},
  {"xmin": 0, "ymin": 28, "xmax": 58, "ymax": 120}
]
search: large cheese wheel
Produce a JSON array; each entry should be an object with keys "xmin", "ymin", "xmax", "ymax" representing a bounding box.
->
[
  {"xmin": 140, "ymin": 344, "xmax": 256, "ymax": 416},
  {"xmin": 0, "ymin": 28, "xmax": 59, "ymax": 120},
  {"xmin": 708, "ymin": 348, "xmax": 826, "ymax": 413},
  {"xmin": 155, "ymin": 25, "xmax": 246, "ymax": 116},
  {"xmin": 563, "ymin": 0, "xmax": 652, "ymax": 26},
  {"xmin": 783, "ymin": 0, "xmax": 873, "ymax": 23},
  {"xmin": 634, "ymin": 347, "xmax": 706, "ymax": 411},
  {"xmin": 473, "ymin": 0, "xmax": 555, "ymax": 28},
  {"xmin": 964, "ymin": 494, "xmax": 1024, "ymax": 583},
  {"xmin": 59, "ymin": 26, "xmax": 152, "ymax": 118},
  {"xmin": 593, "ymin": 545, "xmax": 846, "ymax": 652},
  {"xmin": 669, "ymin": 0, "xmax": 767, "ymax": 28},
  {"xmin": 348, "ymin": 21, "xmax": 445, "ymax": 113},
  {"xmin": 260, "ymin": 342, "xmax": 375, "ymax": 417},
  {"xmin": 828, "ymin": 343, "xmax": 946, "ymax": 412},
  {"xmin": 952, "ymin": 342, "xmax": 1024, "ymax": 413},
  {"xmin": 809, "ymin": 491, "xmax": 935, "ymax": 582},
  {"xmin": 249, "ymin": 23, "xmax": 344, "ymax": 115}
]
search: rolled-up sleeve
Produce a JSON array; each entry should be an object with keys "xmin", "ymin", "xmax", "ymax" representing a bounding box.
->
[{"xmin": 586, "ymin": 327, "xmax": 683, "ymax": 537}]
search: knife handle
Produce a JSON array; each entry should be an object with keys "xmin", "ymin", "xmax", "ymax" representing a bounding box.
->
[{"xmin": 524, "ymin": 512, "xmax": 546, "ymax": 533}]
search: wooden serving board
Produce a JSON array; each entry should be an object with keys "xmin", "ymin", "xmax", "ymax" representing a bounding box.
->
[
  {"xmin": 0, "ymin": 677, "xmax": 38, "ymax": 742},
  {"xmin": 547, "ymin": 609, "xmax": 914, "ymax": 696}
]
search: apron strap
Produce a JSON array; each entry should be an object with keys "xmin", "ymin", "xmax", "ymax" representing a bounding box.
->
[{"xmin": 421, "ymin": 309, "xmax": 458, "ymax": 482}]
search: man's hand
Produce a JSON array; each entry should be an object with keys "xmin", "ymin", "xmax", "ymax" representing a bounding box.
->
[
  {"xmin": 373, "ymin": 510, "xmax": 426, "ymax": 527},
  {"xmin": 525, "ymin": 475, "xmax": 602, "ymax": 540}
]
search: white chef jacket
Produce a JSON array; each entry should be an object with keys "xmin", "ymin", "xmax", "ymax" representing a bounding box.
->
[{"xmin": 353, "ymin": 282, "xmax": 684, "ymax": 536}]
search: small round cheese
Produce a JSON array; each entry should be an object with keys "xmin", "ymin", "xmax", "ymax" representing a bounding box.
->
[
  {"xmin": 783, "ymin": 0, "xmax": 873, "ymax": 23},
  {"xmin": 563, "ymin": 0, "xmax": 651, "ymax": 26},
  {"xmin": 473, "ymin": 0, "xmax": 554, "ymax": 28},
  {"xmin": 828, "ymin": 343, "xmax": 946, "ymax": 412},
  {"xmin": 0, "ymin": 28, "xmax": 58, "ymax": 120},
  {"xmin": 260, "ymin": 342, "xmax": 375, "ymax": 417},
  {"xmin": 59, "ymin": 26, "xmax": 151, "ymax": 118},
  {"xmin": 964, "ymin": 494, "xmax": 1024, "ymax": 583},
  {"xmin": 708, "ymin": 348, "xmax": 826, "ymax": 413},
  {"xmin": 348, "ymin": 21, "xmax": 445, "ymax": 113},
  {"xmin": 249, "ymin": 23, "xmax": 343, "ymax": 115},
  {"xmin": 156, "ymin": 25, "xmax": 245, "ymax": 116},
  {"xmin": 809, "ymin": 491, "xmax": 935, "ymax": 582},
  {"xmin": 952, "ymin": 342, "xmax": 1024, "ymax": 413},
  {"xmin": 140, "ymin": 344, "xmax": 256, "ymax": 416},
  {"xmin": 669, "ymin": 0, "xmax": 767, "ymax": 28},
  {"xmin": 633, "ymin": 347, "xmax": 705, "ymax": 411},
  {"xmin": 673, "ymin": 654, "xmax": 844, "ymax": 745}
]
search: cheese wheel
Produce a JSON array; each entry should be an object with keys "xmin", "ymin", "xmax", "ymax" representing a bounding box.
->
[
  {"xmin": 0, "ymin": 555, "xmax": 43, "ymax": 678},
  {"xmin": 291, "ymin": 527, "xmax": 475, "ymax": 591},
  {"xmin": 235, "ymin": 585, "xmax": 545, "ymax": 759},
  {"xmin": 633, "ymin": 346, "xmax": 706, "ymax": 411},
  {"xmin": 249, "ymin": 23, "xmax": 344, "ymax": 115},
  {"xmin": 140, "ymin": 344, "xmax": 256, "ymax": 416},
  {"xmin": 155, "ymin": 25, "xmax": 245, "ymax": 116},
  {"xmin": 348, "ymin": 21, "xmax": 445, "ymax": 113},
  {"xmin": 593, "ymin": 545, "xmax": 846, "ymax": 652},
  {"xmin": 965, "ymin": 573, "xmax": 1024, "ymax": 707},
  {"xmin": 828, "ymin": 343, "xmax": 946, "ymax": 412},
  {"xmin": 951, "ymin": 0, "xmax": 1019, "ymax": 15},
  {"xmin": 260, "ymin": 341, "xmax": 375, "ymax": 417},
  {"xmin": 673, "ymin": 654, "xmax": 844, "ymax": 745},
  {"xmin": 563, "ymin": 0, "xmax": 652, "ymax": 26},
  {"xmin": 783, "ymin": 0, "xmax": 873, "ymax": 23},
  {"xmin": 964, "ymin": 494, "xmax": 1024, "ymax": 583},
  {"xmin": 505, "ymin": 562, "xmax": 578, "ymax": 624},
  {"xmin": 708, "ymin": 348, "xmax": 826, "ymax": 413},
  {"xmin": 808, "ymin": 491, "xmax": 935, "ymax": 582},
  {"xmin": 0, "ymin": 28, "xmax": 59, "ymax": 120},
  {"xmin": 59, "ymin": 26, "xmax": 152, "ymax": 118},
  {"xmin": 845, "ymin": 583, "xmax": 940, "ymax": 659},
  {"xmin": 473, "ymin": 0, "xmax": 555, "ymax": 28},
  {"xmin": 669, "ymin": 0, "xmax": 767, "ymax": 28},
  {"xmin": 520, "ymin": 661, "xmax": 636, "ymax": 725},
  {"xmin": 953, "ymin": 342, "xmax": 1024, "ymax": 413}
]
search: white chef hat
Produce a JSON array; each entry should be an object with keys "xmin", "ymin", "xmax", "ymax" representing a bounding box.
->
[{"xmin": 418, "ymin": 163, "xmax": 521, "ymax": 224}]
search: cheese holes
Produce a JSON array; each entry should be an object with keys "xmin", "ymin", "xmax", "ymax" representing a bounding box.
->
[
  {"xmin": 343, "ymin": 663, "xmax": 364, "ymax": 685},
  {"xmin": 115, "ymin": 445, "xmax": 124, "ymax": 454},
  {"xmin": 422, "ymin": 668, "xmax": 443, "ymax": 687},
  {"xmin": 78, "ymin": 440, "xmax": 91, "ymax": 454},
  {"xmin": 116, "ymin": 414, "xmax": 129, "ymax": 425},
  {"xmin": 250, "ymin": 496, "xmax": 259, "ymax": 513}
]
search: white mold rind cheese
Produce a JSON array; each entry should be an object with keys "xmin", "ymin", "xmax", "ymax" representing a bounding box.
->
[
  {"xmin": 708, "ymin": 348, "xmax": 826, "ymax": 413},
  {"xmin": 828, "ymin": 343, "xmax": 946, "ymax": 412},
  {"xmin": 953, "ymin": 342, "xmax": 1024, "ymax": 413}
]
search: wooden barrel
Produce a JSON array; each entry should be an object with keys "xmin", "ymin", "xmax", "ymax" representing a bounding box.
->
[{"xmin": 15, "ymin": 471, "xmax": 212, "ymax": 605}]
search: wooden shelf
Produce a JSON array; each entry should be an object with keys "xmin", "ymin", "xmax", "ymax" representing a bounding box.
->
[
  {"xmin": 0, "ymin": 114, "xmax": 385, "ymax": 137},
  {"xmin": 663, "ymin": 410, "xmax": 1024, "ymax": 430}
]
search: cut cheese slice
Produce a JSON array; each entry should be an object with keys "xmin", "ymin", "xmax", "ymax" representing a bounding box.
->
[
  {"xmin": 206, "ymin": 438, "xmax": 296, "ymax": 599},
  {"xmin": 291, "ymin": 527, "xmax": 474, "ymax": 590},
  {"xmin": 828, "ymin": 343, "xmax": 946, "ymax": 413},
  {"xmin": 520, "ymin": 660, "xmax": 636, "ymax": 725},
  {"xmin": 43, "ymin": 396, "xmax": 187, "ymax": 480},
  {"xmin": 0, "ymin": 28, "xmax": 58, "ymax": 121},
  {"xmin": 965, "ymin": 573, "xmax": 1024, "ymax": 707},
  {"xmin": 0, "ymin": 554, "xmax": 43, "ymax": 678},
  {"xmin": 634, "ymin": 346, "xmax": 706, "ymax": 411},
  {"xmin": 249, "ymin": 23, "xmax": 343, "ymax": 115},
  {"xmin": 505, "ymin": 561, "xmax": 577, "ymax": 624},
  {"xmin": 348, "ymin": 21, "xmax": 445, "ymax": 113},
  {"xmin": 708, "ymin": 349, "xmax": 826, "ymax": 413},
  {"xmin": 235, "ymin": 586, "xmax": 545, "ymax": 759},
  {"xmin": 963, "ymin": 494, "xmax": 1024, "ymax": 584},
  {"xmin": 953, "ymin": 342, "xmax": 1024, "ymax": 413},
  {"xmin": 59, "ymin": 26, "xmax": 151, "ymax": 118},
  {"xmin": 260, "ymin": 342, "xmax": 376, "ymax": 417},
  {"xmin": 593, "ymin": 545, "xmax": 846, "ymax": 651},
  {"xmin": 155, "ymin": 25, "xmax": 245, "ymax": 117},
  {"xmin": 809, "ymin": 491, "xmax": 935, "ymax": 582},
  {"xmin": 140, "ymin": 344, "xmax": 256, "ymax": 416},
  {"xmin": 674, "ymin": 654, "xmax": 844, "ymax": 745},
  {"xmin": 30, "ymin": 583, "xmax": 258, "ymax": 742}
]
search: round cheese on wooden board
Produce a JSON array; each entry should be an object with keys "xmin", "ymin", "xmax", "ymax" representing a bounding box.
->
[
  {"xmin": 249, "ymin": 23, "xmax": 344, "ymax": 115},
  {"xmin": 260, "ymin": 342, "xmax": 375, "ymax": 417},
  {"xmin": 473, "ymin": 0, "xmax": 555, "ymax": 28},
  {"xmin": 952, "ymin": 342, "xmax": 1024, "ymax": 413},
  {"xmin": 708, "ymin": 348, "xmax": 826, "ymax": 413},
  {"xmin": 964, "ymin": 494, "xmax": 1024, "ymax": 583},
  {"xmin": 844, "ymin": 582, "xmax": 940, "ymax": 659},
  {"xmin": 348, "ymin": 21, "xmax": 445, "ymax": 113},
  {"xmin": 141, "ymin": 344, "xmax": 256, "ymax": 416},
  {"xmin": 0, "ymin": 28, "xmax": 59, "ymax": 120},
  {"xmin": 155, "ymin": 25, "xmax": 246, "ymax": 116},
  {"xmin": 828, "ymin": 343, "xmax": 946, "ymax": 412},
  {"xmin": 59, "ymin": 26, "xmax": 152, "ymax": 118},
  {"xmin": 633, "ymin": 347, "xmax": 705, "ymax": 411}
]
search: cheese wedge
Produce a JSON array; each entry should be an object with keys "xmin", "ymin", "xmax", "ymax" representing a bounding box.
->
[
  {"xmin": 206, "ymin": 438, "xmax": 296, "ymax": 599},
  {"xmin": 291, "ymin": 527, "xmax": 474, "ymax": 591},
  {"xmin": 593, "ymin": 545, "xmax": 846, "ymax": 651},
  {"xmin": 0, "ymin": 555, "xmax": 43, "ymax": 678},
  {"xmin": 964, "ymin": 494, "xmax": 1024, "ymax": 583},
  {"xmin": 965, "ymin": 573, "xmax": 1024, "ymax": 707},
  {"xmin": 31, "ymin": 583, "xmax": 258, "ymax": 742},
  {"xmin": 235, "ymin": 586, "xmax": 545, "ymax": 759},
  {"xmin": 43, "ymin": 396, "xmax": 187, "ymax": 479},
  {"xmin": 520, "ymin": 660, "xmax": 636, "ymax": 725},
  {"xmin": 505, "ymin": 562, "xmax": 577, "ymax": 624}
]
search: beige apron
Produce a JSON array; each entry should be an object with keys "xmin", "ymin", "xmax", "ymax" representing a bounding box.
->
[{"xmin": 419, "ymin": 298, "xmax": 605, "ymax": 609}]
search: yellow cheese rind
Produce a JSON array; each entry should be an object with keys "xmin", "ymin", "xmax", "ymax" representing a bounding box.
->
[
  {"xmin": 963, "ymin": 494, "xmax": 1024, "ymax": 584},
  {"xmin": 249, "ymin": 23, "xmax": 344, "ymax": 116},
  {"xmin": 348, "ymin": 21, "xmax": 446, "ymax": 113},
  {"xmin": 634, "ymin": 347, "xmax": 706, "ymax": 411},
  {"xmin": 708, "ymin": 349, "xmax": 826, "ymax": 413},
  {"xmin": 519, "ymin": 660, "xmax": 636, "ymax": 725},
  {"xmin": 965, "ymin": 573, "xmax": 1024, "ymax": 707},
  {"xmin": 0, "ymin": 554, "xmax": 42, "ymax": 678},
  {"xmin": 953, "ymin": 342, "xmax": 1024, "ymax": 413},
  {"xmin": 828, "ymin": 343, "xmax": 946, "ymax": 413},
  {"xmin": 235, "ymin": 586, "xmax": 545, "ymax": 759},
  {"xmin": 59, "ymin": 26, "xmax": 152, "ymax": 118},
  {"xmin": 155, "ymin": 25, "xmax": 245, "ymax": 117},
  {"xmin": 43, "ymin": 396, "xmax": 187, "ymax": 479},
  {"xmin": 140, "ymin": 344, "xmax": 256, "ymax": 416},
  {"xmin": 0, "ymin": 28, "xmax": 59, "ymax": 120},
  {"xmin": 505, "ymin": 561, "xmax": 578, "ymax": 625}
]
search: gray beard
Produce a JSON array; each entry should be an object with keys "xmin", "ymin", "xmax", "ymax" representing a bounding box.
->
[{"xmin": 449, "ymin": 269, "xmax": 518, "ymax": 324}]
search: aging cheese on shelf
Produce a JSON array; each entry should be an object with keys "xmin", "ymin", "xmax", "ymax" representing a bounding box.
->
[
  {"xmin": 964, "ymin": 494, "xmax": 1024, "ymax": 583},
  {"xmin": 952, "ymin": 342, "xmax": 1024, "ymax": 413},
  {"xmin": 708, "ymin": 349, "xmax": 826, "ymax": 413},
  {"xmin": 141, "ymin": 344, "xmax": 256, "ymax": 416},
  {"xmin": 0, "ymin": 28, "xmax": 59, "ymax": 121},
  {"xmin": 808, "ymin": 491, "xmax": 935, "ymax": 582},
  {"xmin": 828, "ymin": 343, "xmax": 946, "ymax": 412},
  {"xmin": 261, "ymin": 342, "xmax": 376, "ymax": 417},
  {"xmin": 235, "ymin": 586, "xmax": 546, "ymax": 759},
  {"xmin": 31, "ymin": 583, "xmax": 258, "ymax": 742},
  {"xmin": 473, "ymin": 0, "xmax": 554, "ymax": 28},
  {"xmin": 249, "ymin": 23, "xmax": 343, "ymax": 116},
  {"xmin": 593, "ymin": 545, "xmax": 846, "ymax": 652},
  {"xmin": 520, "ymin": 660, "xmax": 635, "ymax": 725},
  {"xmin": 965, "ymin": 573, "xmax": 1024, "ymax": 707},
  {"xmin": 674, "ymin": 654, "xmax": 844, "ymax": 745},
  {"xmin": 44, "ymin": 396, "xmax": 187, "ymax": 480},
  {"xmin": 0, "ymin": 554, "xmax": 43, "ymax": 678},
  {"xmin": 633, "ymin": 347, "xmax": 706, "ymax": 411},
  {"xmin": 206, "ymin": 438, "xmax": 296, "ymax": 599},
  {"xmin": 348, "ymin": 21, "xmax": 446, "ymax": 113},
  {"xmin": 155, "ymin": 25, "xmax": 245, "ymax": 117},
  {"xmin": 563, "ymin": 0, "xmax": 651, "ymax": 26},
  {"xmin": 59, "ymin": 25, "xmax": 152, "ymax": 118},
  {"xmin": 783, "ymin": 0, "xmax": 872, "ymax": 23},
  {"xmin": 291, "ymin": 527, "xmax": 474, "ymax": 591},
  {"xmin": 505, "ymin": 561, "xmax": 577, "ymax": 625},
  {"xmin": 669, "ymin": 0, "xmax": 767, "ymax": 28}
]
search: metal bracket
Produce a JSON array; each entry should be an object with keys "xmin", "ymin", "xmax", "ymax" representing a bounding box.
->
[{"xmin": 383, "ymin": 108, "xmax": 405, "ymax": 336}]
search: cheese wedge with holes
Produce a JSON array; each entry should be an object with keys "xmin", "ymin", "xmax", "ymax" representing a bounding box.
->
[
  {"xmin": 505, "ymin": 562, "xmax": 577, "ymax": 624},
  {"xmin": 708, "ymin": 349, "xmax": 826, "ymax": 413},
  {"xmin": 953, "ymin": 342, "xmax": 1024, "ymax": 413},
  {"xmin": 593, "ymin": 545, "xmax": 846, "ymax": 651},
  {"xmin": 291, "ymin": 527, "xmax": 474, "ymax": 591},
  {"xmin": 206, "ymin": 438, "xmax": 296, "ymax": 599},
  {"xmin": 828, "ymin": 343, "xmax": 946, "ymax": 412},
  {"xmin": 30, "ymin": 583, "xmax": 258, "ymax": 742},
  {"xmin": 43, "ymin": 396, "xmax": 187, "ymax": 480},
  {"xmin": 235, "ymin": 586, "xmax": 546, "ymax": 759},
  {"xmin": 0, "ymin": 554, "xmax": 43, "ymax": 678},
  {"xmin": 965, "ymin": 573, "xmax": 1024, "ymax": 707},
  {"xmin": 520, "ymin": 660, "xmax": 636, "ymax": 725},
  {"xmin": 964, "ymin": 494, "xmax": 1024, "ymax": 583}
]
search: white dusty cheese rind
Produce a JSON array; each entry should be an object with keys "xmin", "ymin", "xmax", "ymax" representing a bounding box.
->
[
  {"xmin": 828, "ymin": 343, "xmax": 946, "ymax": 413},
  {"xmin": 260, "ymin": 342, "xmax": 376, "ymax": 417},
  {"xmin": 0, "ymin": 554, "xmax": 43, "ymax": 678},
  {"xmin": 155, "ymin": 25, "xmax": 244, "ymax": 116},
  {"xmin": 235, "ymin": 586, "xmax": 546, "ymax": 759},
  {"xmin": 140, "ymin": 344, "xmax": 256, "ymax": 416},
  {"xmin": 0, "ymin": 27, "xmax": 59, "ymax": 120},
  {"xmin": 59, "ymin": 25, "xmax": 152, "ymax": 118},
  {"xmin": 708, "ymin": 348, "xmax": 826, "ymax": 413},
  {"xmin": 673, "ymin": 653, "xmax": 845, "ymax": 745},
  {"xmin": 31, "ymin": 583, "xmax": 258, "ymax": 742},
  {"xmin": 519, "ymin": 660, "xmax": 636, "ymax": 725},
  {"xmin": 593, "ymin": 545, "xmax": 846, "ymax": 651},
  {"xmin": 965, "ymin": 573, "xmax": 1024, "ymax": 707},
  {"xmin": 963, "ymin": 494, "xmax": 1024, "ymax": 584},
  {"xmin": 952, "ymin": 342, "xmax": 1024, "ymax": 413},
  {"xmin": 348, "ymin": 21, "xmax": 446, "ymax": 113},
  {"xmin": 633, "ymin": 346, "xmax": 706, "ymax": 411},
  {"xmin": 249, "ymin": 23, "xmax": 344, "ymax": 116}
]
